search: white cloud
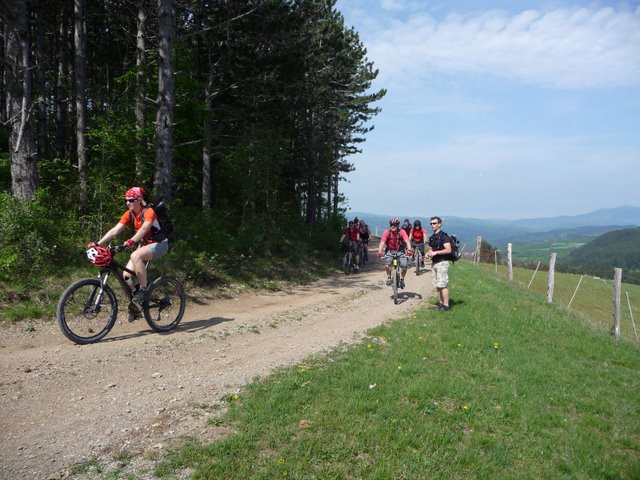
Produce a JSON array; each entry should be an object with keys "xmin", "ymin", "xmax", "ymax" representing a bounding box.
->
[
  {"xmin": 365, "ymin": 6, "xmax": 640, "ymax": 89},
  {"xmin": 380, "ymin": 0, "xmax": 404, "ymax": 11}
]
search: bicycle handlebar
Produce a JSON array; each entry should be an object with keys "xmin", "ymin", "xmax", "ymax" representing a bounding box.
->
[{"xmin": 110, "ymin": 244, "xmax": 129, "ymax": 254}]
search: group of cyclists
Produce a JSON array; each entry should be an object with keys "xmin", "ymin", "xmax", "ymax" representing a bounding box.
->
[
  {"xmin": 338, "ymin": 217, "xmax": 371, "ymax": 271},
  {"xmin": 341, "ymin": 215, "xmax": 453, "ymax": 311},
  {"xmin": 92, "ymin": 186, "xmax": 452, "ymax": 320}
]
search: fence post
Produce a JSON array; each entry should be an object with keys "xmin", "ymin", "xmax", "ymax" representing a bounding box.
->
[
  {"xmin": 494, "ymin": 250, "xmax": 498, "ymax": 274},
  {"xmin": 547, "ymin": 253, "xmax": 557, "ymax": 303},
  {"xmin": 612, "ymin": 268, "xmax": 622, "ymax": 339},
  {"xmin": 474, "ymin": 236, "xmax": 482, "ymax": 264},
  {"xmin": 507, "ymin": 243, "xmax": 513, "ymax": 282}
]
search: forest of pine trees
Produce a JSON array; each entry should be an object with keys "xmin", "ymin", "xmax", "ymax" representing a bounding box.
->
[{"xmin": 0, "ymin": 0, "xmax": 385, "ymax": 283}]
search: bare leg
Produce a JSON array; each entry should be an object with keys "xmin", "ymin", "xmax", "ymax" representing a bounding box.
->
[{"xmin": 126, "ymin": 245, "xmax": 154, "ymax": 288}]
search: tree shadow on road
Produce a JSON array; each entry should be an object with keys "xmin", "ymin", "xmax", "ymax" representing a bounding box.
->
[
  {"xmin": 105, "ymin": 316, "xmax": 235, "ymax": 342},
  {"xmin": 178, "ymin": 316, "xmax": 235, "ymax": 332}
]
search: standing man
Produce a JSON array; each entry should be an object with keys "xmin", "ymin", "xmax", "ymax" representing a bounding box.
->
[{"xmin": 427, "ymin": 216, "xmax": 452, "ymax": 311}]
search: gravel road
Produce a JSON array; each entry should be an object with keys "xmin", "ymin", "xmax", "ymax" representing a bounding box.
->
[{"xmin": 0, "ymin": 253, "xmax": 434, "ymax": 479}]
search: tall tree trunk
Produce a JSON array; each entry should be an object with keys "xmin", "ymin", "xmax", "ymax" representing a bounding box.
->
[
  {"xmin": 332, "ymin": 166, "xmax": 339, "ymax": 218},
  {"xmin": 154, "ymin": 0, "xmax": 175, "ymax": 200},
  {"xmin": 74, "ymin": 0, "xmax": 87, "ymax": 201},
  {"xmin": 35, "ymin": 0, "xmax": 47, "ymax": 155},
  {"xmin": 5, "ymin": 0, "xmax": 39, "ymax": 199},
  {"xmin": 304, "ymin": 113, "xmax": 317, "ymax": 225},
  {"xmin": 135, "ymin": 0, "xmax": 147, "ymax": 180},
  {"xmin": 202, "ymin": 52, "xmax": 217, "ymax": 209},
  {"xmin": 326, "ymin": 173, "xmax": 332, "ymax": 219},
  {"xmin": 55, "ymin": 6, "xmax": 69, "ymax": 159}
]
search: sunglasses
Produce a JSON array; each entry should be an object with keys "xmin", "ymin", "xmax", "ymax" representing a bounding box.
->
[
  {"xmin": 430, "ymin": 222, "xmax": 439, "ymax": 225},
  {"xmin": 125, "ymin": 198, "xmax": 137, "ymax": 203}
]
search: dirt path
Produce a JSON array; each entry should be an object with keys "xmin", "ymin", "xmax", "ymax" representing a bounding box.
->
[{"xmin": 0, "ymin": 254, "xmax": 434, "ymax": 479}]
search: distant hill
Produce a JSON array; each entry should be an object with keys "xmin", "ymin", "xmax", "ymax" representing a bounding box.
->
[
  {"xmin": 349, "ymin": 206, "xmax": 640, "ymax": 248},
  {"xmin": 564, "ymin": 227, "xmax": 640, "ymax": 271},
  {"xmin": 511, "ymin": 205, "xmax": 640, "ymax": 231}
]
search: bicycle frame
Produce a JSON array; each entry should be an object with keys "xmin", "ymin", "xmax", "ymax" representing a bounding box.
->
[{"xmin": 94, "ymin": 246, "xmax": 150, "ymax": 308}]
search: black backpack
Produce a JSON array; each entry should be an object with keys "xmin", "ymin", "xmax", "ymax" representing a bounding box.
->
[
  {"xmin": 449, "ymin": 233, "xmax": 463, "ymax": 262},
  {"xmin": 130, "ymin": 200, "xmax": 173, "ymax": 241}
]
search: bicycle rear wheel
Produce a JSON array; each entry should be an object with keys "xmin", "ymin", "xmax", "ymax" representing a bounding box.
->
[
  {"xmin": 57, "ymin": 278, "xmax": 118, "ymax": 344},
  {"xmin": 144, "ymin": 276, "xmax": 186, "ymax": 332}
]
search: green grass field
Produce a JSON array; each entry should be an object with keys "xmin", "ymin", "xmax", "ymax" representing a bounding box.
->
[
  {"xmin": 511, "ymin": 241, "xmax": 584, "ymax": 264},
  {"xmin": 150, "ymin": 262, "xmax": 640, "ymax": 480},
  {"xmin": 477, "ymin": 260, "xmax": 640, "ymax": 343}
]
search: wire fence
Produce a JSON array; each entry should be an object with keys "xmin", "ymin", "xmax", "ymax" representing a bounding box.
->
[{"xmin": 471, "ymin": 241, "xmax": 640, "ymax": 345}]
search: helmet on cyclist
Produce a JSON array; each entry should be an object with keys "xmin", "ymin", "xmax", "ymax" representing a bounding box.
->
[
  {"xmin": 124, "ymin": 186, "xmax": 146, "ymax": 200},
  {"xmin": 87, "ymin": 245, "xmax": 112, "ymax": 267},
  {"xmin": 414, "ymin": 219, "xmax": 421, "ymax": 228},
  {"xmin": 354, "ymin": 216, "xmax": 359, "ymax": 223},
  {"xmin": 389, "ymin": 217, "xmax": 400, "ymax": 226},
  {"xmin": 348, "ymin": 220, "xmax": 354, "ymax": 226}
]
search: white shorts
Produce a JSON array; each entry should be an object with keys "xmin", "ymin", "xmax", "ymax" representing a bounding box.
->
[{"xmin": 432, "ymin": 261, "xmax": 450, "ymax": 288}]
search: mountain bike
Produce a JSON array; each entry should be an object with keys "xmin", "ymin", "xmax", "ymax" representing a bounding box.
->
[
  {"xmin": 385, "ymin": 251, "xmax": 411, "ymax": 304},
  {"xmin": 343, "ymin": 241, "xmax": 361, "ymax": 275},
  {"xmin": 361, "ymin": 239, "xmax": 369, "ymax": 264},
  {"xmin": 57, "ymin": 244, "xmax": 186, "ymax": 344},
  {"xmin": 412, "ymin": 241, "xmax": 424, "ymax": 275}
]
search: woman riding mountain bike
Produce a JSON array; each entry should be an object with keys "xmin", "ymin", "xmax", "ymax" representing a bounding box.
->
[
  {"xmin": 409, "ymin": 219, "xmax": 428, "ymax": 274},
  {"xmin": 88, "ymin": 186, "xmax": 169, "ymax": 311}
]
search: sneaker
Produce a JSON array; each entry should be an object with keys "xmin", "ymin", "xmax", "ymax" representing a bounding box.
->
[
  {"xmin": 131, "ymin": 288, "xmax": 148, "ymax": 309},
  {"xmin": 386, "ymin": 277, "xmax": 392, "ymax": 286},
  {"xmin": 437, "ymin": 304, "xmax": 450, "ymax": 311},
  {"xmin": 400, "ymin": 279, "xmax": 405, "ymax": 289},
  {"xmin": 421, "ymin": 261, "xmax": 425, "ymax": 267}
]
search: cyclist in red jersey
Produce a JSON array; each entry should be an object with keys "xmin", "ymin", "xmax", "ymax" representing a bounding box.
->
[
  {"xmin": 377, "ymin": 217, "xmax": 412, "ymax": 288},
  {"xmin": 409, "ymin": 219, "xmax": 428, "ymax": 268},
  {"xmin": 339, "ymin": 220, "xmax": 361, "ymax": 270},
  {"xmin": 88, "ymin": 187, "xmax": 169, "ymax": 308}
]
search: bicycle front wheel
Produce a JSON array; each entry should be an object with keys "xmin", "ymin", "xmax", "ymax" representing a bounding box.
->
[
  {"xmin": 392, "ymin": 267, "xmax": 399, "ymax": 304},
  {"xmin": 144, "ymin": 276, "xmax": 186, "ymax": 332},
  {"xmin": 57, "ymin": 278, "xmax": 118, "ymax": 344}
]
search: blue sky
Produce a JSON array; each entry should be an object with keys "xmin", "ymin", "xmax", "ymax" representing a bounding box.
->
[{"xmin": 335, "ymin": 0, "xmax": 640, "ymax": 219}]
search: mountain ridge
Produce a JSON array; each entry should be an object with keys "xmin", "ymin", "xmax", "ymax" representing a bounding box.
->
[{"xmin": 348, "ymin": 206, "xmax": 640, "ymax": 247}]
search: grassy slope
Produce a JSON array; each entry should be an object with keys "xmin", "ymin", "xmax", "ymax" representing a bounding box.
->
[
  {"xmin": 155, "ymin": 262, "xmax": 640, "ymax": 480},
  {"xmin": 481, "ymin": 262, "xmax": 640, "ymax": 341}
]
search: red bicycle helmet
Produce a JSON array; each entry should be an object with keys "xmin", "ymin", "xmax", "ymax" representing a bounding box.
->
[
  {"xmin": 124, "ymin": 186, "xmax": 146, "ymax": 200},
  {"xmin": 389, "ymin": 217, "xmax": 400, "ymax": 226},
  {"xmin": 86, "ymin": 246, "xmax": 112, "ymax": 267}
]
